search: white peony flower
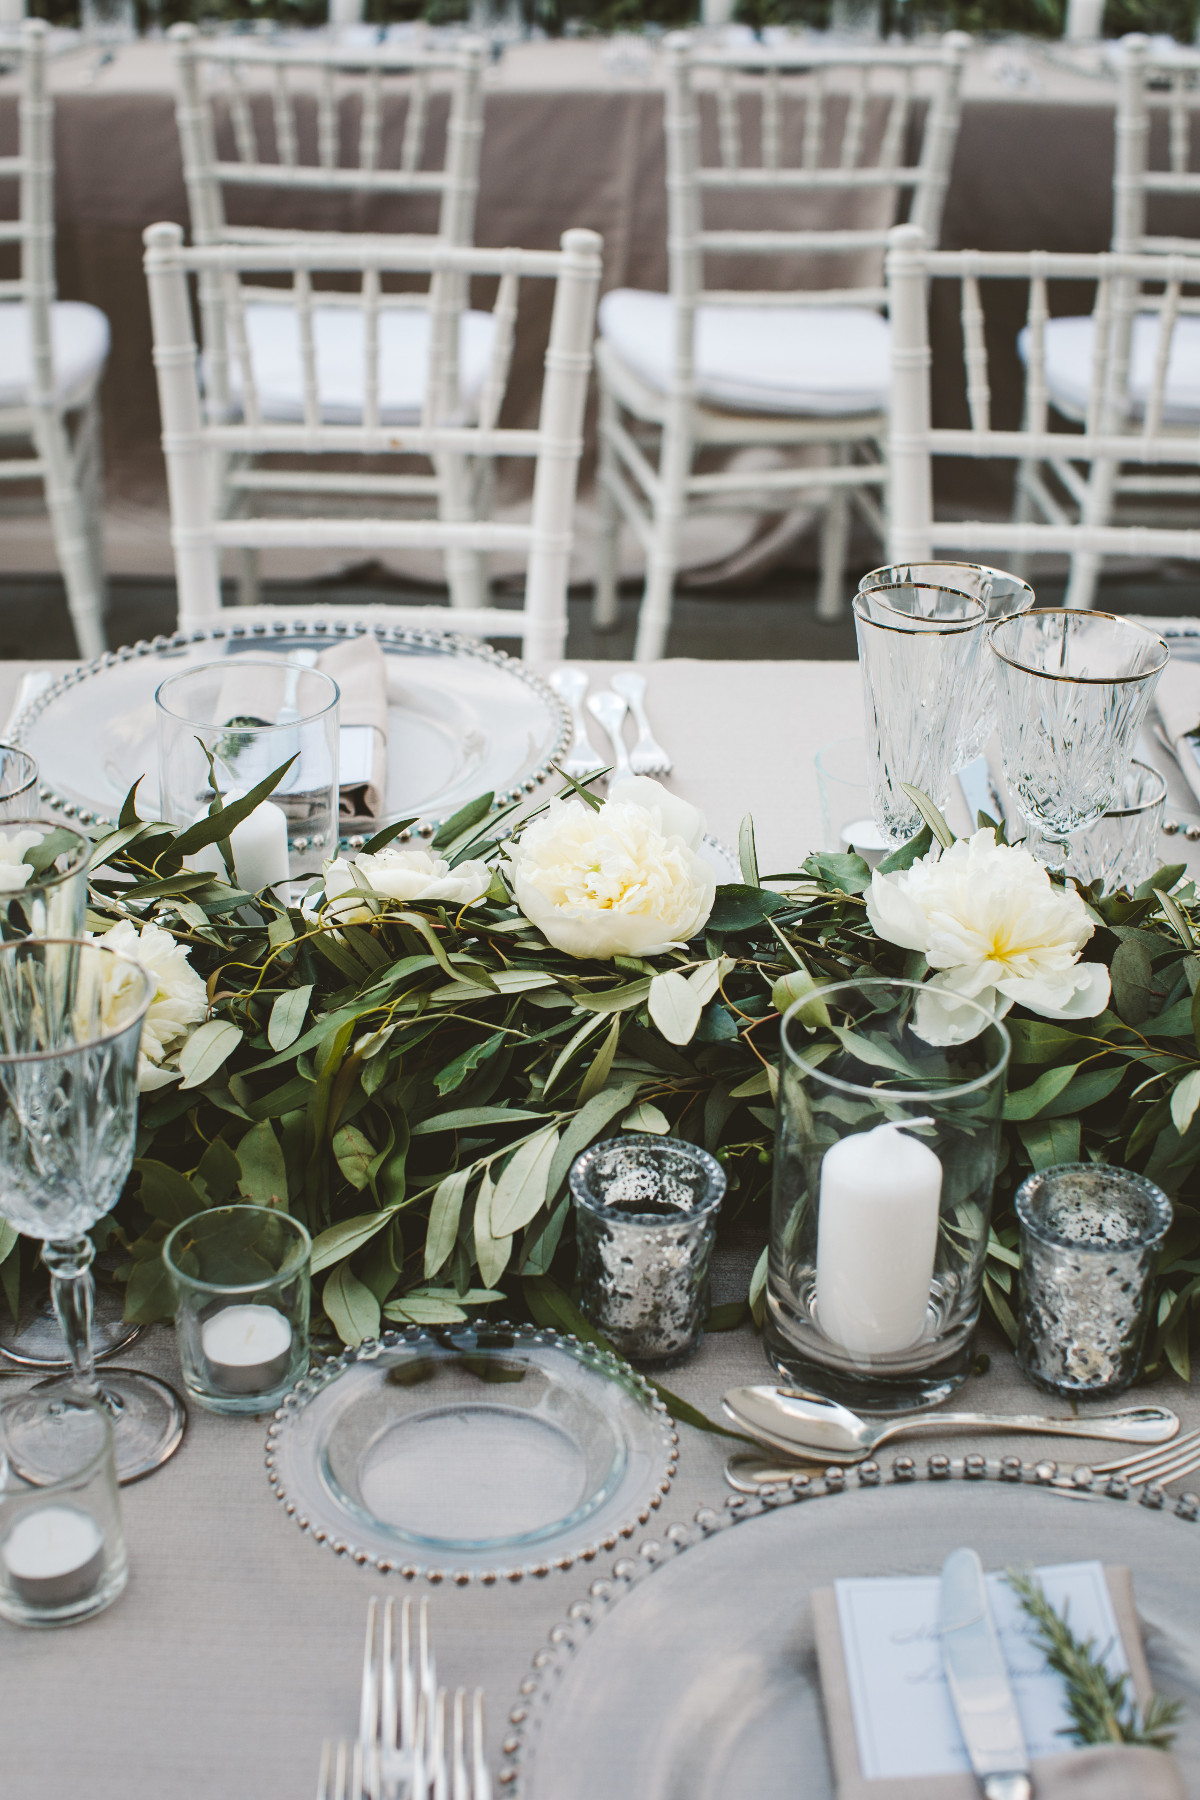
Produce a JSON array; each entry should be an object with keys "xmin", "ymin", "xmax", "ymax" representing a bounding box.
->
[
  {"xmin": 0, "ymin": 828, "xmax": 43, "ymax": 894},
  {"xmin": 94, "ymin": 919, "xmax": 209, "ymax": 1091},
  {"xmin": 505, "ymin": 776, "xmax": 715, "ymax": 961},
  {"xmin": 866, "ymin": 828, "xmax": 1111, "ymax": 1046},
  {"xmin": 321, "ymin": 847, "xmax": 491, "ymax": 924}
]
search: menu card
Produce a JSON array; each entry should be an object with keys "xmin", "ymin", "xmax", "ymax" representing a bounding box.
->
[{"xmin": 831, "ymin": 1561, "xmax": 1128, "ymax": 1780}]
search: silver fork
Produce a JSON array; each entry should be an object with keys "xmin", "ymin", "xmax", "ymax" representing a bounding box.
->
[
  {"xmin": 609, "ymin": 671, "xmax": 672, "ymax": 776},
  {"xmin": 318, "ymin": 1738, "xmax": 371, "ymax": 1800},
  {"xmin": 587, "ymin": 690, "xmax": 633, "ymax": 781},
  {"xmin": 548, "ymin": 668, "xmax": 606, "ymax": 780},
  {"xmin": 359, "ymin": 1596, "xmax": 436, "ymax": 1798},
  {"xmin": 1078, "ymin": 1426, "xmax": 1200, "ymax": 1488}
]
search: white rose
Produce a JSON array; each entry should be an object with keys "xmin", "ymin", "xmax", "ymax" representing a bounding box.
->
[
  {"xmin": 866, "ymin": 827, "xmax": 1111, "ymax": 1046},
  {"xmin": 0, "ymin": 828, "xmax": 43, "ymax": 894},
  {"xmin": 321, "ymin": 847, "xmax": 490, "ymax": 924},
  {"xmin": 505, "ymin": 776, "xmax": 715, "ymax": 960},
  {"xmin": 95, "ymin": 919, "xmax": 209, "ymax": 1091}
]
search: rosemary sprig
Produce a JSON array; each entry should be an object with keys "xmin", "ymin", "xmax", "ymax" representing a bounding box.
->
[{"xmin": 1006, "ymin": 1568, "xmax": 1182, "ymax": 1752}]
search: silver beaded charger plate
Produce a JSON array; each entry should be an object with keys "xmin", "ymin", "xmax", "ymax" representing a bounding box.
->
[
  {"xmin": 265, "ymin": 1323, "xmax": 678, "ymax": 1582},
  {"xmin": 9, "ymin": 620, "xmax": 570, "ymax": 842},
  {"xmin": 502, "ymin": 1464, "xmax": 1200, "ymax": 1798}
]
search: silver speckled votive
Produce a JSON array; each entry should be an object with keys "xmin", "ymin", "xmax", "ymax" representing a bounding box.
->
[
  {"xmin": 1015, "ymin": 1163, "xmax": 1172, "ymax": 1397},
  {"xmin": 569, "ymin": 1134, "xmax": 726, "ymax": 1365}
]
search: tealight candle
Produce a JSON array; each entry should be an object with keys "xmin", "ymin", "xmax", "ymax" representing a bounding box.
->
[
  {"xmin": 2, "ymin": 1505, "xmax": 105, "ymax": 1608},
  {"xmin": 815, "ymin": 1119, "xmax": 942, "ymax": 1356},
  {"xmin": 201, "ymin": 1303, "xmax": 293, "ymax": 1396},
  {"xmin": 190, "ymin": 791, "xmax": 289, "ymax": 894}
]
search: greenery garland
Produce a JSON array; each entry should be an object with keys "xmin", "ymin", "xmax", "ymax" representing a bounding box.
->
[{"xmin": 11, "ymin": 768, "xmax": 1198, "ymax": 1382}]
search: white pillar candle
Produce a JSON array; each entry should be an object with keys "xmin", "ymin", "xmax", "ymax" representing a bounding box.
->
[
  {"xmin": 190, "ymin": 791, "xmax": 290, "ymax": 894},
  {"xmin": 1065, "ymin": 0, "xmax": 1104, "ymax": 40},
  {"xmin": 815, "ymin": 1120, "xmax": 942, "ymax": 1356},
  {"xmin": 201, "ymin": 1303, "xmax": 293, "ymax": 1396},
  {"xmin": 3, "ymin": 1506, "xmax": 105, "ymax": 1608}
]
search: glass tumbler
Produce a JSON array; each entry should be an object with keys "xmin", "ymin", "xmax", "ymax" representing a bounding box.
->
[
  {"xmin": 0, "ymin": 744, "xmax": 39, "ymax": 821},
  {"xmin": 163, "ymin": 1204, "xmax": 311, "ymax": 1415},
  {"xmin": 0, "ymin": 820, "xmax": 90, "ymax": 940},
  {"xmin": 1015, "ymin": 1163, "xmax": 1172, "ymax": 1397},
  {"xmin": 853, "ymin": 586, "xmax": 986, "ymax": 845},
  {"xmin": 859, "ymin": 561, "xmax": 1035, "ymax": 770},
  {"xmin": 0, "ymin": 1395, "xmax": 126, "ymax": 1627},
  {"xmin": 815, "ymin": 737, "xmax": 892, "ymax": 868},
  {"xmin": 155, "ymin": 659, "xmax": 340, "ymax": 888},
  {"xmin": 768, "ymin": 977, "xmax": 1010, "ymax": 1411},
  {"xmin": 569, "ymin": 1134, "xmax": 726, "ymax": 1365},
  {"xmin": 989, "ymin": 610, "xmax": 1169, "ymax": 864},
  {"xmin": 1023, "ymin": 760, "xmax": 1167, "ymax": 896}
]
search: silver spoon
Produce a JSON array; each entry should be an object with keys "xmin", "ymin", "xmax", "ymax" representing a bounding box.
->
[{"xmin": 721, "ymin": 1385, "xmax": 1179, "ymax": 1469}]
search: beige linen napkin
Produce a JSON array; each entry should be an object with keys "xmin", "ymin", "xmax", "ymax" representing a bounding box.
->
[
  {"xmin": 316, "ymin": 638, "xmax": 389, "ymax": 822},
  {"xmin": 1154, "ymin": 662, "xmax": 1200, "ymax": 810},
  {"xmin": 812, "ymin": 1568, "xmax": 1186, "ymax": 1800}
]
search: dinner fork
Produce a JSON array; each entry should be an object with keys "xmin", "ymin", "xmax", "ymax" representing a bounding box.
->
[
  {"xmin": 609, "ymin": 672, "xmax": 672, "ymax": 777},
  {"xmin": 359, "ymin": 1596, "xmax": 436, "ymax": 1796},
  {"xmin": 431, "ymin": 1687, "xmax": 490, "ymax": 1800},
  {"xmin": 1073, "ymin": 1427, "xmax": 1200, "ymax": 1489},
  {"xmin": 586, "ymin": 690, "xmax": 633, "ymax": 781},
  {"xmin": 547, "ymin": 668, "xmax": 607, "ymax": 780}
]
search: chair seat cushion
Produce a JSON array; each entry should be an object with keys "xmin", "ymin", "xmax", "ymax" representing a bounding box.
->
[
  {"xmin": 1024, "ymin": 312, "xmax": 1200, "ymax": 427},
  {"xmin": 224, "ymin": 304, "xmax": 497, "ymax": 425},
  {"xmin": 0, "ymin": 301, "xmax": 110, "ymax": 409},
  {"xmin": 597, "ymin": 287, "xmax": 891, "ymax": 416}
]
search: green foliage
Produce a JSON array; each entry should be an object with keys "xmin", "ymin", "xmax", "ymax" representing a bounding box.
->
[{"xmin": 1006, "ymin": 1567, "xmax": 1182, "ymax": 1750}]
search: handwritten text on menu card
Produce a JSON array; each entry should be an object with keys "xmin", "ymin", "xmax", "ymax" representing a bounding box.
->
[{"xmin": 835, "ymin": 1561, "xmax": 1129, "ymax": 1779}]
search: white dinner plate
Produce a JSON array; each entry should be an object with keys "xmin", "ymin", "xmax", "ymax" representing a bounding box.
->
[{"xmin": 10, "ymin": 619, "xmax": 571, "ymax": 841}]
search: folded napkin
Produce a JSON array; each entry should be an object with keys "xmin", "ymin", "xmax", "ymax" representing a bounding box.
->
[
  {"xmin": 213, "ymin": 640, "xmax": 389, "ymax": 821},
  {"xmin": 1153, "ymin": 661, "xmax": 1200, "ymax": 809},
  {"xmin": 813, "ymin": 1568, "xmax": 1187, "ymax": 1800}
]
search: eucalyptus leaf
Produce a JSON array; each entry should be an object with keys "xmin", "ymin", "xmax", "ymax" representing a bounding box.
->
[
  {"xmin": 648, "ymin": 971, "xmax": 703, "ymax": 1046},
  {"xmin": 424, "ymin": 1168, "xmax": 471, "ymax": 1278},
  {"xmin": 473, "ymin": 1171, "xmax": 511, "ymax": 1289},
  {"xmin": 323, "ymin": 1264, "xmax": 381, "ymax": 1346},
  {"xmin": 490, "ymin": 1125, "xmax": 560, "ymax": 1237},
  {"xmin": 268, "ymin": 985, "xmax": 313, "ymax": 1053},
  {"xmin": 179, "ymin": 1019, "xmax": 242, "ymax": 1091},
  {"xmin": 310, "ymin": 1209, "xmax": 396, "ymax": 1274}
]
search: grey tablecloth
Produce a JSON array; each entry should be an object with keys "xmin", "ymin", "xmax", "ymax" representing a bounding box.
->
[{"xmin": 0, "ymin": 652, "xmax": 1197, "ymax": 1800}]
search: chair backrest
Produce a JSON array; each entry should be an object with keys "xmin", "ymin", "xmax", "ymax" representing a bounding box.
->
[
  {"xmin": 661, "ymin": 29, "xmax": 969, "ymax": 326},
  {"xmin": 1114, "ymin": 35, "xmax": 1200, "ymax": 256},
  {"xmin": 0, "ymin": 20, "xmax": 56, "ymax": 413},
  {"xmin": 885, "ymin": 222, "xmax": 1200, "ymax": 565},
  {"xmin": 170, "ymin": 25, "xmax": 486, "ymax": 251},
  {"xmin": 143, "ymin": 222, "xmax": 602, "ymax": 661}
]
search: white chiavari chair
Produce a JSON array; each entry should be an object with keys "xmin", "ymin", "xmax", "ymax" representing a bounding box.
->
[
  {"xmin": 886, "ymin": 224, "xmax": 1200, "ymax": 576},
  {"xmin": 0, "ymin": 20, "xmax": 109, "ymax": 658},
  {"xmin": 143, "ymin": 223, "xmax": 601, "ymax": 662},
  {"xmin": 169, "ymin": 25, "xmax": 490, "ymax": 612},
  {"xmin": 1016, "ymin": 34, "xmax": 1200, "ymax": 607},
  {"xmin": 593, "ymin": 28, "xmax": 969, "ymax": 660}
]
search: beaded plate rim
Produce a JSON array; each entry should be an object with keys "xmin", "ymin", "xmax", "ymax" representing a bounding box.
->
[
  {"xmin": 9, "ymin": 618, "xmax": 572, "ymax": 844},
  {"xmin": 262, "ymin": 1321, "xmax": 679, "ymax": 1586},
  {"xmin": 497, "ymin": 1449, "xmax": 1200, "ymax": 1792}
]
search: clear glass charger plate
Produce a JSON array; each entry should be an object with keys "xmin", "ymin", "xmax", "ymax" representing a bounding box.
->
[
  {"xmin": 503, "ymin": 1465, "xmax": 1200, "ymax": 1799},
  {"xmin": 9, "ymin": 619, "xmax": 571, "ymax": 841},
  {"xmin": 265, "ymin": 1323, "xmax": 678, "ymax": 1583}
]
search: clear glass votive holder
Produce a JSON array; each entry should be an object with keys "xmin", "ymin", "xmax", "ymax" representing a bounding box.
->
[
  {"xmin": 0, "ymin": 820, "xmax": 90, "ymax": 940},
  {"xmin": 815, "ymin": 737, "xmax": 892, "ymax": 869},
  {"xmin": 0, "ymin": 744, "xmax": 39, "ymax": 822},
  {"xmin": 853, "ymin": 586, "xmax": 987, "ymax": 845},
  {"xmin": 1023, "ymin": 761, "xmax": 1167, "ymax": 896},
  {"xmin": 155, "ymin": 660, "xmax": 340, "ymax": 888},
  {"xmin": 1015, "ymin": 1163, "xmax": 1172, "ymax": 1398},
  {"xmin": 569, "ymin": 1134, "xmax": 727, "ymax": 1365},
  {"xmin": 768, "ymin": 977, "xmax": 1010, "ymax": 1411},
  {"xmin": 0, "ymin": 1395, "xmax": 126, "ymax": 1627},
  {"xmin": 163, "ymin": 1205, "xmax": 311, "ymax": 1415}
]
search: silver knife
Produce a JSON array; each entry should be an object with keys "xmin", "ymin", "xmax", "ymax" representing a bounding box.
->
[{"xmin": 938, "ymin": 1549, "xmax": 1032, "ymax": 1800}]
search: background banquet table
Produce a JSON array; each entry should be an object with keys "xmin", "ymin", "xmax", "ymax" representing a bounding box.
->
[
  {"xmin": 0, "ymin": 36, "xmax": 1183, "ymax": 582},
  {"xmin": 2, "ymin": 650, "xmax": 1198, "ymax": 1800}
]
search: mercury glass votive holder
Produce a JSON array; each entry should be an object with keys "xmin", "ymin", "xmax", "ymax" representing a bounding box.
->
[
  {"xmin": 163, "ymin": 1205, "xmax": 311, "ymax": 1415},
  {"xmin": 569, "ymin": 1134, "xmax": 726, "ymax": 1365},
  {"xmin": 0, "ymin": 1395, "xmax": 126, "ymax": 1627},
  {"xmin": 1015, "ymin": 1163, "xmax": 1172, "ymax": 1397}
]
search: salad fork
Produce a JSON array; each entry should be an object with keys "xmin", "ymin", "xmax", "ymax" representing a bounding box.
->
[
  {"xmin": 586, "ymin": 690, "xmax": 633, "ymax": 780},
  {"xmin": 609, "ymin": 671, "xmax": 672, "ymax": 776},
  {"xmin": 548, "ymin": 668, "xmax": 606, "ymax": 780},
  {"xmin": 359, "ymin": 1596, "xmax": 435, "ymax": 1797}
]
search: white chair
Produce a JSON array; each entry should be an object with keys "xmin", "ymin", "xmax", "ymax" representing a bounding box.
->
[
  {"xmin": 1017, "ymin": 34, "xmax": 1200, "ymax": 607},
  {"xmin": 593, "ymin": 29, "xmax": 969, "ymax": 661},
  {"xmin": 143, "ymin": 223, "xmax": 601, "ymax": 662},
  {"xmin": 0, "ymin": 20, "xmax": 109, "ymax": 659},
  {"xmin": 169, "ymin": 25, "xmax": 490, "ymax": 612},
  {"xmin": 886, "ymin": 223, "xmax": 1200, "ymax": 572}
]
